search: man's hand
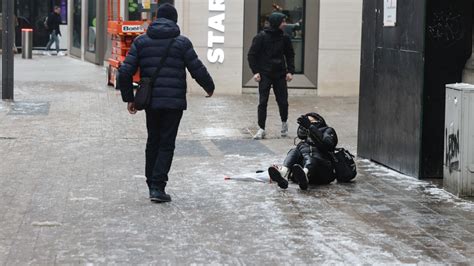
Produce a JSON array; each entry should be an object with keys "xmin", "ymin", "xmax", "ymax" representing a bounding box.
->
[
  {"xmin": 297, "ymin": 115, "xmax": 311, "ymax": 129},
  {"xmin": 286, "ymin": 73, "xmax": 293, "ymax": 82},
  {"xmin": 253, "ymin": 73, "xmax": 261, "ymax": 82},
  {"xmin": 127, "ymin": 102, "xmax": 137, "ymax": 114}
]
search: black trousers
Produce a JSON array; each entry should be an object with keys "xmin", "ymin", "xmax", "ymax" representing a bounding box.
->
[
  {"xmin": 145, "ymin": 109, "xmax": 183, "ymax": 189},
  {"xmin": 258, "ymin": 74, "xmax": 288, "ymax": 129},
  {"xmin": 283, "ymin": 144, "xmax": 335, "ymax": 185}
]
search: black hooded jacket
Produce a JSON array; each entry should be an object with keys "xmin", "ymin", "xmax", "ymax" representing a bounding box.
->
[
  {"xmin": 118, "ymin": 18, "xmax": 215, "ymax": 110},
  {"xmin": 47, "ymin": 12, "xmax": 62, "ymax": 35},
  {"xmin": 247, "ymin": 13, "xmax": 295, "ymax": 77},
  {"xmin": 297, "ymin": 114, "xmax": 338, "ymax": 163}
]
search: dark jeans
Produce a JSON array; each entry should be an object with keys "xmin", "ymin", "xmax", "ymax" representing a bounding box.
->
[
  {"xmin": 283, "ymin": 144, "xmax": 335, "ymax": 185},
  {"xmin": 145, "ymin": 109, "xmax": 183, "ymax": 189},
  {"xmin": 258, "ymin": 74, "xmax": 288, "ymax": 129},
  {"xmin": 45, "ymin": 30, "xmax": 60, "ymax": 53}
]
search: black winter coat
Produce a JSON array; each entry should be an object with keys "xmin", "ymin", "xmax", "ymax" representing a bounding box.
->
[
  {"xmin": 118, "ymin": 18, "xmax": 215, "ymax": 110},
  {"xmin": 47, "ymin": 12, "xmax": 62, "ymax": 35},
  {"xmin": 300, "ymin": 124, "xmax": 338, "ymax": 164},
  {"xmin": 247, "ymin": 28, "xmax": 295, "ymax": 77}
]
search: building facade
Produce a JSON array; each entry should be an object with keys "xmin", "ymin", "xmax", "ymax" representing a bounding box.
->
[
  {"xmin": 358, "ymin": 0, "xmax": 473, "ymax": 179},
  {"xmin": 68, "ymin": 0, "xmax": 362, "ymax": 96}
]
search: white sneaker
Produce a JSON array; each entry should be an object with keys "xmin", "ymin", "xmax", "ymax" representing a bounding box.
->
[
  {"xmin": 43, "ymin": 51, "xmax": 51, "ymax": 56},
  {"xmin": 281, "ymin": 121, "xmax": 288, "ymax": 137},
  {"xmin": 268, "ymin": 165, "xmax": 289, "ymax": 189},
  {"xmin": 253, "ymin": 128, "xmax": 266, "ymax": 140},
  {"xmin": 57, "ymin": 51, "xmax": 66, "ymax": 56}
]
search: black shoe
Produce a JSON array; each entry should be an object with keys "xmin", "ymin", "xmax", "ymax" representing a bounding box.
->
[
  {"xmin": 149, "ymin": 188, "xmax": 171, "ymax": 203},
  {"xmin": 292, "ymin": 164, "xmax": 308, "ymax": 190},
  {"xmin": 268, "ymin": 166, "xmax": 288, "ymax": 189}
]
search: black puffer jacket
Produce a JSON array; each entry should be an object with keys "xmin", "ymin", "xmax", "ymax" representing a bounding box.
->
[
  {"xmin": 295, "ymin": 124, "xmax": 338, "ymax": 184},
  {"xmin": 247, "ymin": 13, "xmax": 295, "ymax": 77},
  {"xmin": 118, "ymin": 18, "xmax": 215, "ymax": 110}
]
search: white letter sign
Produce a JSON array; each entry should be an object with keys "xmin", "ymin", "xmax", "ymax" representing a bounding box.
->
[{"xmin": 207, "ymin": 0, "xmax": 225, "ymax": 64}]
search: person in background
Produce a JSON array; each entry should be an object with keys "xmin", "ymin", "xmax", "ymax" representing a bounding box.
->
[
  {"xmin": 248, "ymin": 12, "xmax": 295, "ymax": 140},
  {"xmin": 44, "ymin": 6, "xmax": 64, "ymax": 56}
]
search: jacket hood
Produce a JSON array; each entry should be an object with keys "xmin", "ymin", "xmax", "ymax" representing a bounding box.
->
[
  {"xmin": 147, "ymin": 18, "xmax": 180, "ymax": 39},
  {"xmin": 268, "ymin": 12, "xmax": 286, "ymax": 29}
]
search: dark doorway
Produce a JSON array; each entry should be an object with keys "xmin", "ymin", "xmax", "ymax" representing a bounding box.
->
[{"xmin": 422, "ymin": 0, "xmax": 472, "ymax": 178}]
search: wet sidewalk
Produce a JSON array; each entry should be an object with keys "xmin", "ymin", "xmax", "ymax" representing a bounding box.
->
[{"xmin": 0, "ymin": 55, "xmax": 473, "ymax": 264}]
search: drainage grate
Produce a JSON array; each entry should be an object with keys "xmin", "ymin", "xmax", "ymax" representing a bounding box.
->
[{"xmin": 7, "ymin": 101, "xmax": 50, "ymax": 116}]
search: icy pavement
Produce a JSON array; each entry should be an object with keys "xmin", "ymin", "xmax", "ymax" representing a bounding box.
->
[{"xmin": 0, "ymin": 55, "xmax": 473, "ymax": 264}]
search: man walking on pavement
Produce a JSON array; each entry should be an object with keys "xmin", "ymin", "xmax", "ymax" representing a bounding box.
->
[
  {"xmin": 44, "ymin": 6, "xmax": 64, "ymax": 56},
  {"xmin": 248, "ymin": 12, "xmax": 295, "ymax": 140},
  {"xmin": 118, "ymin": 3, "xmax": 215, "ymax": 203}
]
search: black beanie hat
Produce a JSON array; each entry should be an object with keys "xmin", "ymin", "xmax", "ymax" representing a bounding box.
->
[
  {"xmin": 268, "ymin": 12, "xmax": 286, "ymax": 29},
  {"xmin": 156, "ymin": 3, "xmax": 178, "ymax": 23}
]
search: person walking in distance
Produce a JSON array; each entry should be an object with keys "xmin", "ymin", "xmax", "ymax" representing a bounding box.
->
[
  {"xmin": 118, "ymin": 4, "xmax": 215, "ymax": 203},
  {"xmin": 248, "ymin": 12, "xmax": 295, "ymax": 140},
  {"xmin": 44, "ymin": 6, "xmax": 64, "ymax": 56}
]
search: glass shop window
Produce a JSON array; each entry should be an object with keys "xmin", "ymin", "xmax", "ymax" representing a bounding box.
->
[{"xmin": 87, "ymin": 0, "xmax": 96, "ymax": 53}]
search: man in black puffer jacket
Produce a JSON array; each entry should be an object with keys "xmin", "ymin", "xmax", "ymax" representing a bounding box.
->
[
  {"xmin": 268, "ymin": 113, "xmax": 338, "ymax": 190},
  {"xmin": 248, "ymin": 12, "xmax": 295, "ymax": 140},
  {"xmin": 118, "ymin": 3, "xmax": 215, "ymax": 203}
]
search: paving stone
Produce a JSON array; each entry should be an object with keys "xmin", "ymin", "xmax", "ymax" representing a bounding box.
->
[
  {"xmin": 212, "ymin": 139, "xmax": 275, "ymax": 155},
  {"xmin": 175, "ymin": 140, "xmax": 210, "ymax": 157}
]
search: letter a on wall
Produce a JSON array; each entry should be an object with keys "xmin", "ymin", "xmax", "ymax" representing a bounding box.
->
[{"xmin": 209, "ymin": 13, "xmax": 225, "ymax": 32}]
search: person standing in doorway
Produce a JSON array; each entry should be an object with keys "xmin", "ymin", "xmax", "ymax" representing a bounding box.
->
[
  {"xmin": 44, "ymin": 6, "xmax": 64, "ymax": 56},
  {"xmin": 118, "ymin": 3, "xmax": 215, "ymax": 203},
  {"xmin": 248, "ymin": 12, "xmax": 295, "ymax": 140}
]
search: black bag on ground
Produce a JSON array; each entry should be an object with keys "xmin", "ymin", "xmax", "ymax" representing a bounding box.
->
[
  {"xmin": 134, "ymin": 38, "xmax": 176, "ymax": 111},
  {"xmin": 331, "ymin": 148, "xmax": 357, "ymax": 182}
]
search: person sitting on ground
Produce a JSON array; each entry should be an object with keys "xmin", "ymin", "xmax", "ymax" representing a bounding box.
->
[{"xmin": 268, "ymin": 112, "xmax": 338, "ymax": 190}]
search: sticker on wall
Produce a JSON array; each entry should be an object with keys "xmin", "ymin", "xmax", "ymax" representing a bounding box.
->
[
  {"xmin": 142, "ymin": 0, "xmax": 151, "ymax": 9},
  {"xmin": 383, "ymin": 0, "xmax": 397, "ymax": 27},
  {"xmin": 122, "ymin": 25, "xmax": 145, "ymax": 33}
]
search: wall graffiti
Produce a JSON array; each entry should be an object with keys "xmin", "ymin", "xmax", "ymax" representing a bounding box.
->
[
  {"xmin": 445, "ymin": 129, "xmax": 460, "ymax": 173},
  {"xmin": 427, "ymin": 10, "xmax": 465, "ymax": 47}
]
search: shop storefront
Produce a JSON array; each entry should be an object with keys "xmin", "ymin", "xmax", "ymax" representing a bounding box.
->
[
  {"xmin": 69, "ymin": 0, "xmax": 105, "ymax": 64},
  {"xmin": 172, "ymin": 0, "xmax": 361, "ymax": 95},
  {"xmin": 2, "ymin": 0, "xmax": 68, "ymax": 50},
  {"xmin": 71, "ymin": 0, "xmax": 361, "ymax": 96},
  {"xmin": 243, "ymin": 0, "xmax": 318, "ymax": 91}
]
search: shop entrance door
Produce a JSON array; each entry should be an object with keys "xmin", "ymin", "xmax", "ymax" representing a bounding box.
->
[
  {"xmin": 84, "ymin": 0, "xmax": 105, "ymax": 64},
  {"xmin": 70, "ymin": 0, "xmax": 82, "ymax": 58},
  {"xmin": 242, "ymin": 0, "xmax": 319, "ymax": 89}
]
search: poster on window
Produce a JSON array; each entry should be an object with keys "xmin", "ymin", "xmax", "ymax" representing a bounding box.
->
[
  {"xmin": 383, "ymin": 0, "xmax": 397, "ymax": 27},
  {"xmin": 142, "ymin": 0, "xmax": 151, "ymax": 9}
]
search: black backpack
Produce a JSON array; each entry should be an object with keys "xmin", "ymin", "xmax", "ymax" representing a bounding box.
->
[{"xmin": 331, "ymin": 148, "xmax": 357, "ymax": 182}]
